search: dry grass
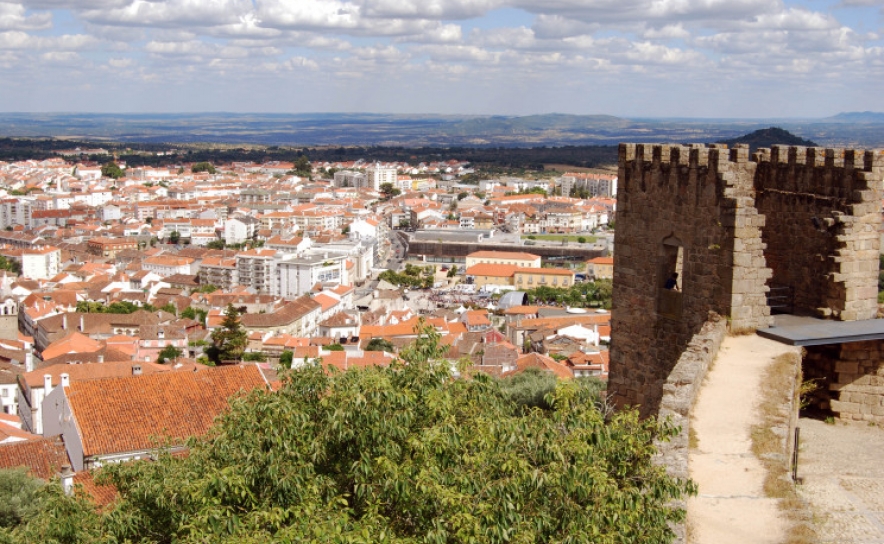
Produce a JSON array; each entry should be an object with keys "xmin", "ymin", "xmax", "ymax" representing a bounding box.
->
[{"xmin": 751, "ymin": 352, "xmax": 819, "ymax": 544}]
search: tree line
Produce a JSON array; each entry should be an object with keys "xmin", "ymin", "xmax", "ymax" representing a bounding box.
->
[{"xmin": 0, "ymin": 137, "xmax": 617, "ymax": 171}]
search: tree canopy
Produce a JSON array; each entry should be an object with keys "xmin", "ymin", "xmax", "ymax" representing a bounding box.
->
[
  {"xmin": 191, "ymin": 162, "xmax": 217, "ymax": 174},
  {"xmin": 157, "ymin": 345, "xmax": 183, "ymax": 364},
  {"xmin": 207, "ymin": 304, "xmax": 248, "ymax": 364},
  {"xmin": 365, "ymin": 338, "xmax": 395, "ymax": 352},
  {"xmin": 100, "ymin": 161, "xmax": 124, "ymax": 179},
  {"xmin": 2, "ymin": 321, "xmax": 694, "ymax": 544}
]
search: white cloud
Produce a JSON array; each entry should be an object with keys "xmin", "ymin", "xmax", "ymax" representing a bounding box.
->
[
  {"xmin": 108, "ymin": 57, "xmax": 134, "ymax": 67},
  {"xmin": 41, "ymin": 50, "xmax": 79, "ymax": 62},
  {"xmin": 0, "ymin": 30, "xmax": 97, "ymax": 50},
  {"xmin": 0, "ymin": 0, "xmax": 882, "ymax": 116},
  {"xmin": 81, "ymin": 0, "xmax": 254, "ymax": 27},
  {"xmin": 357, "ymin": 0, "xmax": 501, "ymax": 19},
  {"xmin": 642, "ymin": 24, "xmax": 690, "ymax": 39},
  {"xmin": 0, "ymin": 2, "xmax": 51, "ymax": 30}
]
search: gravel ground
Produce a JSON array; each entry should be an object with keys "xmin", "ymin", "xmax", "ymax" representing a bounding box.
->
[{"xmin": 796, "ymin": 417, "xmax": 884, "ymax": 543}]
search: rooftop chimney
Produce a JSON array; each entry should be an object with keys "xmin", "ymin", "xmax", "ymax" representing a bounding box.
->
[
  {"xmin": 60, "ymin": 373, "xmax": 70, "ymax": 388},
  {"xmin": 62, "ymin": 314, "xmax": 67, "ymax": 330},
  {"xmin": 132, "ymin": 364, "xmax": 142, "ymax": 376},
  {"xmin": 79, "ymin": 315, "xmax": 84, "ymax": 332},
  {"xmin": 60, "ymin": 465, "xmax": 74, "ymax": 496},
  {"xmin": 43, "ymin": 374, "xmax": 52, "ymax": 393},
  {"xmin": 25, "ymin": 349, "xmax": 34, "ymax": 372}
]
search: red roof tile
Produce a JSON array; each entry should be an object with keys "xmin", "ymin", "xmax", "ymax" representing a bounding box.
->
[{"xmin": 66, "ymin": 365, "xmax": 268, "ymax": 458}]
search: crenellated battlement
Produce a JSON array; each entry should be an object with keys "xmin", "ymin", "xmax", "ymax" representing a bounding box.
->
[
  {"xmin": 611, "ymin": 140, "xmax": 884, "ymax": 418},
  {"xmin": 619, "ymin": 143, "xmax": 741, "ymax": 175},
  {"xmin": 754, "ymin": 145, "xmax": 884, "ymax": 171}
]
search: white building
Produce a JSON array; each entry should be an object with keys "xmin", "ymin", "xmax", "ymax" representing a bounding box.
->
[
  {"xmin": 236, "ymin": 249, "xmax": 277, "ymax": 294},
  {"xmin": 21, "ymin": 246, "xmax": 61, "ymax": 280},
  {"xmin": 333, "ymin": 170, "xmax": 367, "ymax": 189},
  {"xmin": 224, "ymin": 216, "xmax": 259, "ymax": 245},
  {"xmin": 141, "ymin": 255, "xmax": 196, "ymax": 277},
  {"xmin": 100, "ymin": 204, "xmax": 122, "ymax": 222},
  {"xmin": 274, "ymin": 253, "xmax": 348, "ymax": 299},
  {"xmin": 366, "ymin": 163, "xmax": 398, "ymax": 191}
]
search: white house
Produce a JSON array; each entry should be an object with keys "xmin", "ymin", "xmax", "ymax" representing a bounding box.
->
[{"xmin": 224, "ymin": 216, "xmax": 259, "ymax": 245}]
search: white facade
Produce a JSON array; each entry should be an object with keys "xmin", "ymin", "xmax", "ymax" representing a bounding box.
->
[
  {"xmin": 274, "ymin": 254, "xmax": 347, "ymax": 299},
  {"xmin": 100, "ymin": 204, "xmax": 122, "ymax": 222},
  {"xmin": 224, "ymin": 217, "xmax": 258, "ymax": 245},
  {"xmin": 333, "ymin": 170, "xmax": 367, "ymax": 188},
  {"xmin": 366, "ymin": 164, "xmax": 398, "ymax": 191},
  {"xmin": 21, "ymin": 247, "xmax": 61, "ymax": 280}
]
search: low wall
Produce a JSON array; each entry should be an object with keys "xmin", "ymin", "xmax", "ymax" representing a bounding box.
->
[
  {"xmin": 654, "ymin": 314, "xmax": 727, "ymax": 544},
  {"xmin": 656, "ymin": 314, "xmax": 727, "ymax": 479}
]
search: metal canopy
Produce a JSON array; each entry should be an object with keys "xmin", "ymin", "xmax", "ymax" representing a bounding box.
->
[{"xmin": 757, "ymin": 316, "xmax": 884, "ymax": 347}]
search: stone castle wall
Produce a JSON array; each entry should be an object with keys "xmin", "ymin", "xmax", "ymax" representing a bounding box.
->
[
  {"xmin": 610, "ymin": 142, "xmax": 884, "ymax": 415},
  {"xmin": 806, "ymin": 340, "xmax": 884, "ymax": 423},
  {"xmin": 609, "ymin": 143, "xmax": 772, "ymax": 415},
  {"xmin": 754, "ymin": 147, "xmax": 883, "ymax": 320}
]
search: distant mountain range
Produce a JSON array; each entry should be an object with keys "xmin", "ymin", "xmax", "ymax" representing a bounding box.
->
[
  {"xmin": 0, "ymin": 111, "xmax": 881, "ymax": 148},
  {"xmin": 824, "ymin": 111, "xmax": 884, "ymax": 124}
]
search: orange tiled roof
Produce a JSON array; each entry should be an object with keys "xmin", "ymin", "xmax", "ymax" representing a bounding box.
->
[
  {"xmin": 67, "ymin": 365, "xmax": 268, "ymax": 458},
  {"xmin": 0, "ymin": 436, "xmax": 70, "ymax": 480},
  {"xmin": 40, "ymin": 331, "xmax": 103, "ymax": 361},
  {"xmin": 465, "ymin": 263, "xmax": 519, "ymax": 278}
]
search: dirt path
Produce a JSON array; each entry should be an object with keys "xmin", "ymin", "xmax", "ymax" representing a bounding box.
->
[
  {"xmin": 687, "ymin": 334, "xmax": 799, "ymax": 544},
  {"xmin": 797, "ymin": 417, "xmax": 884, "ymax": 543}
]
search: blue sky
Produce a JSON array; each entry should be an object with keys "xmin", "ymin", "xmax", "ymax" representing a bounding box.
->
[{"xmin": 0, "ymin": 0, "xmax": 881, "ymax": 117}]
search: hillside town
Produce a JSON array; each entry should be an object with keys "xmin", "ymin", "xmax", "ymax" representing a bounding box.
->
[{"xmin": 0, "ymin": 154, "xmax": 616, "ymax": 486}]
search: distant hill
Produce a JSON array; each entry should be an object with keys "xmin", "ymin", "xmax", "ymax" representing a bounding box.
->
[
  {"xmin": 716, "ymin": 127, "xmax": 818, "ymax": 151},
  {"xmin": 824, "ymin": 111, "xmax": 884, "ymax": 124}
]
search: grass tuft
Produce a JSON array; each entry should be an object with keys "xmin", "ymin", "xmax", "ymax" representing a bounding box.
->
[{"xmin": 751, "ymin": 352, "xmax": 819, "ymax": 544}]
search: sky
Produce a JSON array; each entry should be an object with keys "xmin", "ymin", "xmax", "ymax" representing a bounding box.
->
[{"xmin": 0, "ymin": 0, "xmax": 882, "ymax": 117}]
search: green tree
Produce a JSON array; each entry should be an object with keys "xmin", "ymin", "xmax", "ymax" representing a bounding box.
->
[
  {"xmin": 10, "ymin": 482, "xmax": 102, "ymax": 543},
  {"xmin": 379, "ymin": 182, "xmax": 400, "ymax": 199},
  {"xmin": 208, "ymin": 304, "xmax": 248, "ymax": 364},
  {"xmin": 242, "ymin": 352, "xmax": 267, "ymax": 362},
  {"xmin": 169, "ymin": 230, "xmax": 181, "ymax": 245},
  {"xmin": 9, "ymin": 321, "xmax": 694, "ymax": 543},
  {"xmin": 101, "ymin": 161, "xmax": 124, "ymax": 179},
  {"xmin": 365, "ymin": 338, "xmax": 395, "ymax": 352},
  {"xmin": 457, "ymin": 191, "xmax": 469, "ymax": 200},
  {"xmin": 278, "ymin": 350, "xmax": 293, "ymax": 368},
  {"xmin": 294, "ymin": 155, "xmax": 311, "ymax": 177},
  {"xmin": 0, "ymin": 255, "xmax": 20, "ymax": 275},
  {"xmin": 181, "ymin": 306, "xmax": 208, "ymax": 324},
  {"xmin": 447, "ymin": 265, "xmax": 458, "ymax": 278},
  {"xmin": 326, "ymin": 343, "xmax": 345, "ymax": 351},
  {"xmin": 157, "ymin": 344, "xmax": 183, "ymax": 364},
  {"xmin": 498, "ymin": 367, "xmax": 558, "ymax": 410},
  {"xmin": 0, "ymin": 468, "xmax": 43, "ymax": 529},
  {"xmin": 191, "ymin": 162, "xmax": 217, "ymax": 174}
]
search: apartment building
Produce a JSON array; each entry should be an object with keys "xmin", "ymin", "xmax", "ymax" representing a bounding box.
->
[
  {"xmin": 274, "ymin": 253, "xmax": 347, "ymax": 299},
  {"xmin": 21, "ymin": 246, "xmax": 61, "ymax": 280}
]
